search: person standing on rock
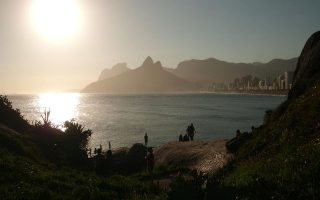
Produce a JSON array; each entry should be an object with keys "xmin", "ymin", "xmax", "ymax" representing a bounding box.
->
[
  {"xmin": 188, "ymin": 123, "xmax": 196, "ymax": 141},
  {"xmin": 144, "ymin": 133, "xmax": 148, "ymax": 146},
  {"xmin": 179, "ymin": 134, "xmax": 183, "ymax": 142}
]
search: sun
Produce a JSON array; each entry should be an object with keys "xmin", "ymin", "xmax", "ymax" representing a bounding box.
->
[{"xmin": 30, "ymin": 0, "xmax": 82, "ymax": 41}]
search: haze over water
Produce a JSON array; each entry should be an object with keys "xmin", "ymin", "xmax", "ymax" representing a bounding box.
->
[{"xmin": 9, "ymin": 93, "xmax": 285, "ymax": 149}]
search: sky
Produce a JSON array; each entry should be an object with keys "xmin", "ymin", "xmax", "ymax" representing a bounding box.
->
[{"xmin": 0, "ymin": 0, "xmax": 319, "ymax": 93}]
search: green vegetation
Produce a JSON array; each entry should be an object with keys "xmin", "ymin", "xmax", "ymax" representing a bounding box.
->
[
  {"xmin": 205, "ymin": 84, "xmax": 320, "ymax": 199},
  {"xmin": 0, "ymin": 95, "xmax": 164, "ymax": 200}
]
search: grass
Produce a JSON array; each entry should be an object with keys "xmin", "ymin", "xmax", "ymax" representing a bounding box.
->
[{"xmin": 205, "ymin": 85, "xmax": 320, "ymax": 199}]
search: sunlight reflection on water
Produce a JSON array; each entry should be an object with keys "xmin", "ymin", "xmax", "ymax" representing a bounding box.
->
[{"xmin": 37, "ymin": 93, "xmax": 80, "ymax": 126}]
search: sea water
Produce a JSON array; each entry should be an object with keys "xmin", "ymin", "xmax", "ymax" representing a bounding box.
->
[{"xmin": 8, "ymin": 93, "xmax": 285, "ymax": 149}]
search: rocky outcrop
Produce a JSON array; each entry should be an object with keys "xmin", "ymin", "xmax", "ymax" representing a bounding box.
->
[
  {"xmin": 98, "ymin": 63, "xmax": 130, "ymax": 81},
  {"xmin": 289, "ymin": 31, "xmax": 320, "ymax": 99},
  {"xmin": 142, "ymin": 56, "xmax": 154, "ymax": 66},
  {"xmin": 154, "ymin": 140, "xmax": 231, "ymax": 173}
]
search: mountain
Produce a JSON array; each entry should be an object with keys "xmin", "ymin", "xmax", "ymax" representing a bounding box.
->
[
  {"xmin": 98, "ymin": 63, "xmax": 130, "ymax": 81},
  {"xmin": 82, "ymin": 56, "xmax": 197, "ymax": 93},
  {"xmin": 173, "ymin": 57, "xmax": 298, "ymax": 83}
]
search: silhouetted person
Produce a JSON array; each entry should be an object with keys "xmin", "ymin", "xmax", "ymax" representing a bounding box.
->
[
  {"xmin": 107, "ymin": 141, "xmax": 112, "ymax": 158},
  {"xmin": 94, "ymin": 148, "xmax": 97, "ymax": 154},
  {"xmin": 97, "ymin": 145, "xmax": 102, "ymax": 155},
  {"xmin": 179, "ymin": 134, "xmax": 183, "ymax": 142},
  {"xmin": 251, "ymin": 126, "xmax": 255, "ymax": 132},
  {"xmin": 188, "ymin": 123, "xmax": 196, "ymax": 141},
  {"xmin": 236, "ymin": 129, "xmax": 241, "ymax": 138},
  {"xmin": 183, "ymin": 134, "xmax": 189, "ymax": 141},
  {"xmin": 89, "ymin": 148, "xmax": 92, "ymax": 158},
  {"xmin": 146, "ymin": 148, "xmax": 154, "ymax": 174},
  {"xmin": 144, "ymin": 133, "xmax": 148, "ymax": 146}
]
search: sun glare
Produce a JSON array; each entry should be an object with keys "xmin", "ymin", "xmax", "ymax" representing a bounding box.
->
[
  {"xmin": 30, "ymin": 0, "xmax": 82, "ymax": 41},
  {"xmin": 37, "ymin": 93, "xmax": 80, "ymax": 126}
]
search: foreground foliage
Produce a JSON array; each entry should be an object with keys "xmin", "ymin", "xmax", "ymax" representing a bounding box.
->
[
  {"xmin": 205, "ymin": 85, "xmax": 320, "ymax": 199},
  {"xmin": 0, "ymin": 95, "xmax": 164, "ymax": 199}
]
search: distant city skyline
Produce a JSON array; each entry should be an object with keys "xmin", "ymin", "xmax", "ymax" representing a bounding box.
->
[{"xmin": 0, "ymin": 0, "xmax": 319, "ymax": 93}]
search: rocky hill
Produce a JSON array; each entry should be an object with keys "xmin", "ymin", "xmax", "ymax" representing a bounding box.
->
[
  {"xmin": 83, "ymin": 56, "xmax": 198, "ymax": 93},
  {"xmin": 289, "ymin": 31, "xmax": 320, "ymax": 99},
  {"xmin": 204, "ymin": 31, "xmax": 320, "ymax": 200}
]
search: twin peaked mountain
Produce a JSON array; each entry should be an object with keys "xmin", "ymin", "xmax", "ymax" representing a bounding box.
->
[
  {"xmin": 82, "ymin": 56, "xmax": 196, "ymax": 93},
  {"xmin": 82, "ymin": 56, "xmax": 298, "ymax": 93}
]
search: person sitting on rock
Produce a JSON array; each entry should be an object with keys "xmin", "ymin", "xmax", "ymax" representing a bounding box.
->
[{"xmin": 183, "ymin": 133, "xmax": 189, "ymax": 141}]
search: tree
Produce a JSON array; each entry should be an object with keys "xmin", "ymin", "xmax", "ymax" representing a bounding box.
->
[{"xmin": 0, "ymin": 95, "xmax": 29, "ymax": 132}]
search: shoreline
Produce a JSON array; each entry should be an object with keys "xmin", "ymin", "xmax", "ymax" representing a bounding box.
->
[
  {"xmin": 208, "ymin": 90, "xmax": 288, "ymax": 96},
  {"xmin": 6, "ymin": 90, "xmax": 288, "ymax": 97}
]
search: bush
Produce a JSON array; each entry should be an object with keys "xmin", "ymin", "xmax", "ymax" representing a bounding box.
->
[
  {"xmin": 0, "ymin": 95, "xmax": 29, "ymax": 132},
  {"xmin": 167, "ymin": 171, "xmax": 206, "ymax": 200},
  {"xmin": 62, "ymin": 120, "xmax": 92, "ymax": 167}
]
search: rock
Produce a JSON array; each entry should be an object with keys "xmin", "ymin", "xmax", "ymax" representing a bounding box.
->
[
  {"xmin": 154, "ymin": 140, "xmax": 231, "ymax": 173},
  {"xmin": 154, "ymin": 61, "xmax": 163, "ymax": 69},
  {"xmin": 110, "ymin": 143, "xmax": 147, "ymax": 174},
  {"xmin": 289, "ymin": 31, "xmax": 320, "ymax": 99},
  {"xmin": 142, "ymin": 56, "xmax": 154, "ymax": 67}
]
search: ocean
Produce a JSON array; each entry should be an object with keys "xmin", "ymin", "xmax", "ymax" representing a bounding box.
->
[{"xmin": 8, "ymin": 93, "xmax": 285, "ymax": 149}]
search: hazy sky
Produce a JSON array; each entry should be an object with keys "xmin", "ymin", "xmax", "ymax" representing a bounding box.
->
[{"xmin": 0, "ymin": 0, "xmax": 319, "ymax": 93}]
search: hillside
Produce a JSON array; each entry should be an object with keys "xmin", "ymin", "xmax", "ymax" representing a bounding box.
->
[
  {"xmin": 83, "ymin": 57, "xmax": 198, "ymax": 93},
  {"xmin": 173, "ymin": 57, "xmax": 298, "ymax": 83},
  {"xmin": 203, "ymin": 31, "xmax": 320, "ymax": 199},
  {"xmin": 98, "ymin": 63, "xmax": 130, "ymax": 81}
]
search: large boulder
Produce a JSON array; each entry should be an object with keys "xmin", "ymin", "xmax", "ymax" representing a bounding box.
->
[
  {"xmin": 110, "ymin": 143, "xmax": 147, "ymax": 174},
  {"xmin": 289, "ymin": 31, "xmax": 320, "ymax": 99}
]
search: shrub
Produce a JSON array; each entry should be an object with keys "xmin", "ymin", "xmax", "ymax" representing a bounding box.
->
[{"xmin": 0, "ymin": 95, "xmax": 29, "ymax": 132}]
